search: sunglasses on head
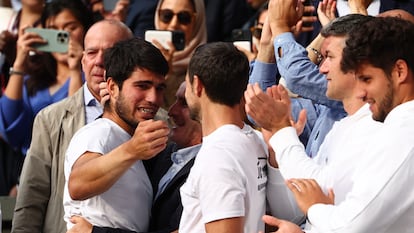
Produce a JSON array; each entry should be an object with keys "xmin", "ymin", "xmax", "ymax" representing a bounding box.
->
[{"xmin": 159, "ymin": 9, "xmax": 194, "ymax": 25}]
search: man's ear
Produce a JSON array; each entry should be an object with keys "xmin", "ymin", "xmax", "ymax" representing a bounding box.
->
[
  {"xmin": 107, "ymin": 77, "xmax": 119, "ymax": 99},
  {"xmin": 394, "ymin": 59, "xmax": 409, "ymax": 84},
  {"xmin": 193, "ymin": 75, "xmax": 204, "ymax": 97}
]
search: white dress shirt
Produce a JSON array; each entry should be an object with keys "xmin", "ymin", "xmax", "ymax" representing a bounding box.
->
[{"xmin": 307, "ymin": 100, "xmax": 414, "ymax": 233}]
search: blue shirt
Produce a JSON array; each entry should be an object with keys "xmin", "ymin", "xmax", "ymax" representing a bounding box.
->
[
  {"xmin": 155, "ymin": 144, "xmax": 201, "ymax": 200},
  {"xmin": 83, "ymin": 84, "xmax": 103, "ymax": 124},
  {"xmin": 0, "ymin": 74, "xmax": 85, "ymax": 154},
  {"xmin": 249, "ymin": 32, "xmax": 346, "ymax": 157}
]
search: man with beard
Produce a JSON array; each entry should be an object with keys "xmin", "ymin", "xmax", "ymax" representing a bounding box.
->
[
  {"xmin": 12, "ymin": 19, "xmax": 134, "ymax": 233},
  {"xmin": 179, "ymin": 42, "xmax": 268, "ymax": 233},
  {"xmin": 247, "ymin": 16, "xmax": 414, "ymax": 233},
  {"xmin": 67, "ymin": 81, "xmax": 203, "ymax": 233},
  {"xmin": 63, "ymin": 37, "xmax": 169, "ymax": 232}
]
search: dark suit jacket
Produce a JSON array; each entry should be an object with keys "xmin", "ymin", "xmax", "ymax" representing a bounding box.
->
[
  {"xmin": 148, "ymin": 157, "xmax": 195, "ymax": 233},
  {"xmin": 296, "ymin": 0, "xmax": 414, "ymax": 46},
  {"xmin": 125, "ymin": 0, "xmax": 158, "ymax": 38}
]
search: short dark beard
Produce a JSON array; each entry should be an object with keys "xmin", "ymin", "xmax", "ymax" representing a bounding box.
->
[
  {"xmin": 115, "ymin": 92, "xmax": 139, "ymax": 129},
  {"xmin": 373, "ymin": 80, "xmax": 393, "ymax": 122}
]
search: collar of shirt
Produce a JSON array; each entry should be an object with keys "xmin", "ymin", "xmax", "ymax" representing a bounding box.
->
[
  {"xmin": 83, "ymin": 84, "xmax": 103, "ymax": 123},
  {"xmin": 171, "ymin": 144, "xmax": 202, "ymax": 166}
]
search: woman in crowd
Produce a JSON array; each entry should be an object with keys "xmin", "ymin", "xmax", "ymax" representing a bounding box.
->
[
  {"xmin": 0, "ymin": 0, "xmax": 94, "ymax": 155},
  {"xmin": 153, "ymin": 0, "xmax": 207, "ymax": 108}
]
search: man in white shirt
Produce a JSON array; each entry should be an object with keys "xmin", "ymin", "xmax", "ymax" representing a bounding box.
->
[
  {"xmin": 63, "ymin": 37, "xmax": 170, "ymax": 232},
  {"xmin": 247, "ymin": 12, "xmax": 414, "ymax": 233},
  {"xmin": 179, "ymin": 42, "xmax": 268, "ymax": 233},
  {"xmin": 12, "ymin": 19, "xmax": 134, "ymax": 233},
  {"xmin": 253, "ymin": 1, "xmax": 381, "ymax": 226}
]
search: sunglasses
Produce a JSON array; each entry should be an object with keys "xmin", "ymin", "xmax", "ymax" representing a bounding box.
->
[{"xmin": 159, "ymin": 9, "xmax": 194, "ymax": 25}]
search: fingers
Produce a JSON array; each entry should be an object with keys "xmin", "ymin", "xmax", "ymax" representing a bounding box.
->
[
  {"xmin": 69, "ymin": 215, "xmax": 81, "ymax": 224},
  {"xmin": 294, "ymin": 109, "xmax": 307, "ymax": 135},
  {"xmin": 99, "ymin": 81, "xmax": 109, "ymax": 105},
  {"xmin": 130, "ymin": 120, "xmax": 170, "ymax": 159},
  {"xmin": 262, "ymin": 214, "xmax": 283, "ymax": 228}
]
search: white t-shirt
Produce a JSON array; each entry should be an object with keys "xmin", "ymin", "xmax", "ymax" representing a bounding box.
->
[
  {"xmin": 63, "ymin": 118, "xmax": 152, "ymax": 232},
  {"xmin": 179, "ymin": 124, "xmax": 267, "ymax": 233}
]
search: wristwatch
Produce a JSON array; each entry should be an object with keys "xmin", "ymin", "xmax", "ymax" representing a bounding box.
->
[{"xmin": 9, "ymin": 67, "xmax": 25, "ymax": 76}]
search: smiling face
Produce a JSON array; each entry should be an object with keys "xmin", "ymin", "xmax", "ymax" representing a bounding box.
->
[
  {"xmin": 319, "ymin": 36, "xmax": 356, "ymax": 101},
  {"xmin": 355, "ymin": 63, "xmax": 395, "ymax": 122},
  {"xmin": 157, "ymin": 0, "xmax": 196, "ymax": 45},
  {"xmin": 168, "ymin": 82, "xmax": 202, "ymax": 148},
  {"xmin": 110, "ymin": 68, "xmax": 166, "ymax": 130}
]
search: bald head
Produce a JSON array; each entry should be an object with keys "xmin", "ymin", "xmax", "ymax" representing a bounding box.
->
[
  {"xmin": 378, "ymin": 9, "xmax": 414, "ymax": 24},
  {"xmin": 85, "ymin": 19, "xmax": 133, "ymax": 42},
  {"xmin": 82, "ymin": 19, "xmax": 134, "ymax": 100}
]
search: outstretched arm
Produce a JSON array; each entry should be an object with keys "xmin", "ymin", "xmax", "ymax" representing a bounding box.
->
[{"xmin": 68, "ymin": 119, "xmax": 169, "ymax": 200}]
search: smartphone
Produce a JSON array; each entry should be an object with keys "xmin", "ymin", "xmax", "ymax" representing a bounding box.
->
[
  {"xmin": 233, "ymin": 41, "xmax": 251, "ymax": 52},
  {"xmin": 103, "ymin": 0, "xmax": 117, "ymax": 12},
  {"xmin": 25, "ymin": 28, "xmax": 69, "ymax": 53},
  {"xmin": 145, "ymin": 30, "xmax": 185, "ymax": 51},
  {"xmin": 231, "ymin": 29, "xmax": 251, "ymax": 42}
]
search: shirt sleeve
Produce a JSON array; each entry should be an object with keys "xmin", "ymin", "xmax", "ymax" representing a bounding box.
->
[
  {"xmin": 269, "ymin": 127, "xmax": 331, "ymax": 183},
  {"xmin": 266, "ymin": 164, "xmax": 305, "ymax": 224},
  {"xmin": 0, "ymin": 93, "xmax": 32, "ymax": 152},
  {"xmin": 306, "ymin": 141, "xmax": 414, "ymax": 232},
  {"xmin": 249, "ymin": 60, "xmax": 279, "ymax": 91},
  {"xmin": 274, "ymin": 32, "xmax": 343, "ymax": 109}
]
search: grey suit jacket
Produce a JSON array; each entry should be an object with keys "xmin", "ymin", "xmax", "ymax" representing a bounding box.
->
[{"xmin": 12, "ymin": 87, "xmax": 86, "ymax": 233}]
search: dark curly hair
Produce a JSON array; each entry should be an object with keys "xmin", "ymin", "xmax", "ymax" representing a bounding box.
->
[{"xmin": 341, "ymin": 17, "xmax": 414, "ymax": 77}]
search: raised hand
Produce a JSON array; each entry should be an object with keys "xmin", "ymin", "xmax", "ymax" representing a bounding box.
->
[
  {"xmin": 0, "ymin": 30, "xmax": 18, "ymax": 64},
  {"xmin": 317, "ymin": 0, "xmax": 337, "ymax": 27},
  {"xmin": 125, "ymin": 119, "xmax": 170, "ymax": 160},
  {"xmin": 268, "ymin": 0, "xmax": 304, "ymax": 35},
  {"xmin": 244, "ymin": 83, "xmax": 291, "ymax": 134}
]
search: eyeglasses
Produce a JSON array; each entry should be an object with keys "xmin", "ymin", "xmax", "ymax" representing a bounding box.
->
[
  {"xmin": 159, "ymin": 9, "xmax": 194, "ymax": 25},
  {"xmin": 250, "ymin": 26, "xmax": 262, "ymax": 39}
]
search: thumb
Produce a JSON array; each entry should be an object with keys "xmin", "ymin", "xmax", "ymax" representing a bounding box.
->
[
  {"xmin": 70, "ymin": 215, "xmax": 81, "ymax": 224},
  {"xmin": 278, "ymin": 84, "xmax": 291, "ymax": 105},
  {"xmin": 262, "ymin": 214, "xmax": 283, "ymax": 228}
]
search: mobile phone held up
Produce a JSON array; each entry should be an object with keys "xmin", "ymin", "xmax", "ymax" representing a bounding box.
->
[
  {"xmin": 25, "ymin": 28, "xmax": 69, "ymax": 53},
  {"xmin": 145, "ymin": 30, "xmax": 185, "ymax": 51}
]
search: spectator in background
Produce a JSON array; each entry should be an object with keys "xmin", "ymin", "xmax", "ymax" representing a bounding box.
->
[
  {"xmin": 0, "ymin": 0, "xmax": 44, "ymax": 91},
  {"xmin": 297, "ymin": 0, "xmax": 414, "ymax": 47},
  {"xmin": 0, "ymin": 0, "xmax": 93, "ymax": 156},
  {"xmin": 125, "ymin": 0, "xmax": 158, "ymax": 38},
  {"xmin": 152, "ymin": 0, "xmax": 206, "ymax": 108},
  {"xmin": 203, "ymin": 0, "xmax": 249, "ymax": 42}
]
